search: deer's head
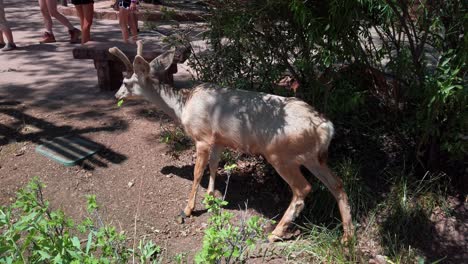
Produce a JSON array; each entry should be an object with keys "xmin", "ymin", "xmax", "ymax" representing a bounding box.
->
[{"xmin": 109, "ymin": 41, "xmax": 175, "ymax": 100}]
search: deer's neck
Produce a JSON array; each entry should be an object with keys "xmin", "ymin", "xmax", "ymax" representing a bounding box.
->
[{"xmin": 143, "ymin": 81, "xmax": 187, "ymax": 123}]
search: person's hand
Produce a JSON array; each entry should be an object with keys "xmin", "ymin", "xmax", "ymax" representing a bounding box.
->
[{"xmin": 130, "ymin": 2, "xmax": 137, "ymax": 11}]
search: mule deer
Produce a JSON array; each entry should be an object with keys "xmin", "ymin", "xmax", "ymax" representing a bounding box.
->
[{"xmin": 109, "ymin": 41, "xmax": 354, "ymax": 242}]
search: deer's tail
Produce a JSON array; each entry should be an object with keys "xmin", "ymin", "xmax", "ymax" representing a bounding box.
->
[{"xmin": 317, "ymin": 120, "xmax": 334, "ymax": 165}]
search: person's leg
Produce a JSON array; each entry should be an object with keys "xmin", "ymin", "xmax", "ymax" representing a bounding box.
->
[
  {"xmin": 38, "ymin": 0, "xmax": 53, "ymax": 33},
  {"xmin": 128, "ymin": 11, "xmax": 137, "ymax": 42},
  {"xmin": 0, "ymin": 25, "xmax": 16, "ymax": 51},
  {"xmin": 0, "ymin": 28, "xmax": 16, "ymax": 50},
  {"xmin": 0, "ymin": 26, "xmax": 13, "ymax": 44},
  {"xmin": 74, "ymin": 5, "xmax": 85, "ymax": 43},
  {"xmin": 0, "ymin": 1, "xmax": 6, "ymax": 44},
  {"xmin": 46, "ymin": 0, "xmax": 75, "ymax": 30},
  {"xmin": 0, "ymin": 0, "xmax": 15, "ymax": 50},
  {"xmin": 119, "ymin": 8, "xmax": 129, "ymax": 43},
  {"xmin": 133, "ymin": 11, "xmax": 138, "ymax": 32},
  {"xmin": 75, "ymin": 5, "xmax": 84, "ymax": 24},
  {"xmin": 80, "ymin": 3, "xmax": 93, "ymax": 43}
]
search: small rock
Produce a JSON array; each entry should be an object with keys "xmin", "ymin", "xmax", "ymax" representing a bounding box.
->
[
  {"xmin": 166, "ymin": 174, "xmax": 173, "ymax": 178},
  {"xmin": 128, "ymin": 181, "xmax": 135, "ymax": 188},
  {"xmin": 176, "ymin": 215, "xmax": 184, "ymax": 224}
]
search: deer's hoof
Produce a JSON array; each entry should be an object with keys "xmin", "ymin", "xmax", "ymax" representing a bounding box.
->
[
  {"xmin": 268, "ymin": 229, "xmax": 300, "ymax": 243},
  {"xmin": 179, "ymin": 210, "xmax": 187, "ymax": 218},
  {"xmin": 183, "ymin": 207, "xmax": 192, "ymax": 218},
  {"xmin": 175, "ymin": 210, "xmax": 186, "ymax": 224},
  {"xmin": 267, "ymin": 234, "xmax": 282, "ymax": 243},
  {"xmin": 340, "ymin": 227, "xmax": 354, "ymax": 244},
  {"xmin": 341, "ymin": 233, "xmax": 353, "ymax": 245}
]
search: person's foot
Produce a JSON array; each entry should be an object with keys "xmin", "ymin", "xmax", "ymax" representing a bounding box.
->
[
  {"xmin": 0, "ymin": 42, "xmax": 5, "ymax": 49},
  {"xmin": 1, "ymin": 43, "xmax": 17, "ymax": 51},
  {"xmin": 39, "ymin": 32, "xmax": 56, "ymax": 44},
  {"xmin": 69, "ymin": 28, "xmax": 81, "ymax": 44}
]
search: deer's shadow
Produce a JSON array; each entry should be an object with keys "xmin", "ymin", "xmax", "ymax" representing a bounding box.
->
[{"xmin": 161, "ymin": 163, "xmax": 292, "ymax": 220}]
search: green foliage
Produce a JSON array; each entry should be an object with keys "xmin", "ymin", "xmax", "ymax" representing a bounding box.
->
[
  {"xmin": 190, "ymin": 0, "xmax": 466, "ymax": 170},
  {"xmin": 0, "ymin": 178, "xmax": 161, "ymax": 263},
  {"xmin": 223, "ymin": 163, "xmax": 238, "ymax": 174},
  {"xmin": 289, "ymin": 224, "xmax": 361, "ymax": 263},
  {"xmin": 195, "ymin": 195, "xmax": 269, "ymax": 264},
  {"xmin": 159, "ymin": 127, "xmax": 193, "ymax": 157},
  {"xmin": 418, "ymin": 51, "xmax": 467, "ymax": 159},
  {"xmin": 220, "ymin": 149, "xmax": 237, "ymax": 167},
  {"xmin": 135, "ymin": 239, "xmax": 161, "ymax": 264},
  {"xmin": 173, "ymin": 252, "xmax": 188, "ymax": 264}
]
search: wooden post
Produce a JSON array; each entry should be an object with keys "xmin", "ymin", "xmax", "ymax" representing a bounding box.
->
[{"xmin": 94, "ymin": 60, "xmax": 123, "ymax": 91}]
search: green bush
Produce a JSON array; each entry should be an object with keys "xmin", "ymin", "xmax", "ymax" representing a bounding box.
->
[
  {"xmin": 0, "ymin": 178, "xmax": 161, "ymax": 263},
  {"xmin": 418, "ymin": 51, "xmax": 467, "ymax": 162},
  {"xmin": 195, "ymin": 195, "xmax": 270, "ymax": 264},
  {"xmin": 189, "ymin": 0, "xmax": 466, "ymax": 173},
  {"xmin": 159, "ymin": 126, "xmax": 193, "ymax": 158}
]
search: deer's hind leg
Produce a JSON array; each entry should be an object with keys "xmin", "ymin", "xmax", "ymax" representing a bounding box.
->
[
  {"xmin": 304, "ymin": 159, "xmax": 354, "ymax": 242},
  {"xmin": 183, "ymin": 141, "xmax": 210, "ymax": 217},
  {"xmin": 268, "ymin": 161, "xmax": 312, "ymax": 242}
]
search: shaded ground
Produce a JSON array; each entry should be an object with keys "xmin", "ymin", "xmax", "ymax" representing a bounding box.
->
[{"xmin": 1, "ymin": 0, "xmax": 466, "ymax": 263}]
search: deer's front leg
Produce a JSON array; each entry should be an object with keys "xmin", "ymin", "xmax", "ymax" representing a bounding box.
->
[
  {"xmin": 207, "ymin": 145, "xmax": 223, "ymax": 196},
  {"xmin": 183, "ymin": 141, "xmax": 210, "ymax": 217}
]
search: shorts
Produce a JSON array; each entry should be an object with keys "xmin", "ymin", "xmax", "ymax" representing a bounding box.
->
[
  {"xmin": 118, "ymin": 0, "xmax": 132, "ymax": 9},
  {"xmin": 71, "ymin": 0, "xmax": 94, "ymax": 5}
]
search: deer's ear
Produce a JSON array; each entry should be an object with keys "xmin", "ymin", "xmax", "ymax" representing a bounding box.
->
[
  {"xmin": 133, "ymin": 55, "xmax": 150, "ymax": 77},
  {"xmin": 149, "ymin": 48, "xmax": 175, "ymax": 75}
]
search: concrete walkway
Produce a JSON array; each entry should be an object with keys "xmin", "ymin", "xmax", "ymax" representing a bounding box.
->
[{"xmin": 0, "ymin": 0, "xmax": 201, "ymax": 106}]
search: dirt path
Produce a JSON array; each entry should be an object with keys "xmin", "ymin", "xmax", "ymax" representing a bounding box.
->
[{"xmin": 0, "ymin": 0, "xmax": 290, "ymax": 261}]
